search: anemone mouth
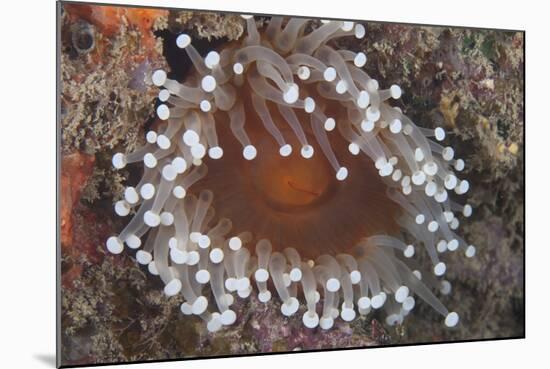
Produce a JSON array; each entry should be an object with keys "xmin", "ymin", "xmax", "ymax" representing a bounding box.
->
[
  {"xmin": 194, "ymin": 118, "xmax": 401, "ymax": 259},
  {"xmin": 107, "ymin": 15, "xmax": 474, "ymax": 332}
]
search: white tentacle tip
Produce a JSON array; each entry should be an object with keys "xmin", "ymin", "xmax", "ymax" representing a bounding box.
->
[
  {"xmin": 106, "ymin": 236, "xmax": 124, "ymax": 254},
  {"xmin": 143, "ymin": 153, "xmax": 157, "ymax": 168},
  {"xmin": 302, "ymin": 311, "xmax": 319, "ymax": 328},
  {"xmin": 445, "ymin": 312, "xmax": 459, "ymax": 327},
  {"xmin": 199, "ymin": 100, "xmax": 212, "ymax": 112},
  {"xmin": 356, "ymin": 90, "xmax": 370, "ymax": 109},
  {"xmin": 279, "ymin": 144, "xmax": 292, "ymax": 157},
  {"xmin": 371, "ymin": 294, "xmax": 385, "ymax": 309},
  {"xmin": 323, "ymin": 67, "xmax": 337, "ymax": 82},
  {"xmin": 326, "ymin": 278, "xmax": 341, "ymax": 292},
  {"xmin": 297, "ymin": 66, "xmax": 311, "ymax": 80},
  {"xmin": 124, "ymin": 187, "xmax": 139, "ymax": 204},
  {"xmin": 164, "ymin": 279, "xmax": 182, "ymax": 297},
  {"xmin": 415, "ymin": 214, "xmax": 425, "ymax": 224},
  {"xmin": 180, "ymin": 302, "xmax": 193, "ymax": 315},
  {"xmin": 205, "ymin": 51, "xmax": 221, "ymax": 69},
  {"xmin": 198, "ymin": 234, "xmax": 211, "ymax": 249},
  {"xmin": 183, "ymin": 129, "xmax": 200, "ymax": 146},
  {"xmin": 152, "ymin": 69, "xmax": 167, "ymax": 87},
  {"xmin": 428, "ymin": 220, "xmax": 439, "ymax": 232},
  {"xmin": 366, "ymin": 107, "xmax": 380, "ymax": 121},
  {"xmin": 114, "ymin": 200, "xmax": 130, "ymax": 217},
  {"xmin": 207, "ymin": 313, "xmax": 222, "ymax": 333},
  {"xmin": 390, "ymin": 84, "xmax": 402, "ymax": 99},
  {"xmin": 348, "ymin": 142, "xmax": 360, "ymax": 155},
  {"xmin": 442, "ymin": 147, "xmax": 455, "ymax": 161},
  {"xmin": 201, "ymin": 75, "xmax": 217, "ymax": 92},
  {"xmin": 162, "ymin": 164, "xmax": 177, "ymax": 181},
  {"xmin": 395, "ymin": 286, "xmax": 409, "ymax": 303},
  {"xmin": 300, "ymin": 145, "xmax": 314, "ymax": 159},
  {"xmin": 156, "ymin": 104, "xmax": 170, "ymax": 120},
  {"xmin": 125, "ymin": 234, "xmax": 141, "ymax": 249},
  {"xmin": 304, "ymin": 97, "xmax": 316, "ymax": 113},
  {"xmin": 350, "ymin": 270, "xmax": 361, "ymax": 284},
  {"xmin": 437, "ymin": 240, "xmax": 448, "ymax": 253},
  {"xmin": 455, "ymin": 159, "xmax": 465, "ymax": 171},
  {"xmin": 147, "ymin": 261, "xmax": 159, "ymax": 275},
  {"xmin": 192, "ymin": 296, "xmax": 208, "ymax": 315},
  {"xmin": 112, "ymin": 153, "xmax": 127, "ymax": 169},
  {"xmin": 158, "ymin": 89, "xmax": 170, "ymax": 102},
  {"xmin": 463, "ymin": 204, "xmax": 473, "ymax": 217},
  {"xmin": 389, "ymin": 118, "xmax": 402, "ymax": 133},
  {"xmin": 354, "ymin": 52, "xmax": 367, "ymax": 67},
  {"xmin": 220, "ymin": 309, "xmax": 237, "ymax": 326},
  {"xmin": 243, "ymin": 145, "xmax": 257, "ymax": 160},
  {"xmin": 361, "ymin": 119, "xmax": 375, "ymax": 132},
  {"xmin": 258, "ymin": 290, "xmax": 272, "ymax": 303},
  {"xmin": 237, "ymin": 286, "xmax": 252, "ymax": 298},
  {"xmin": 254, "ymin": 268, "xmax": 269, "ymax": 283},
  {"xmin": 171, "ymin": 157, "xmax": 187, "ymax": 174},
  {"xmin": 233, "ymin": 62, "xmax": 244, "ymax": 75},
  {"xmin": 357, "ymin": 296, "xmax": 371, "ymax": 310},
  {"xmin": 195, "ymin": 269, "xmax": 211, "ymax": 284},
  {"xmin": 136, "ymin": 250, "xmax": 152, "ymax": 265},
  {"xmin": 170, "ymin": 248, "xmax": 188, "ymax": 265},
  {"xmin": 341, "ymin": 21, "xmax": 354, "ymax": 32},
  {"xmin": 289, "ymin": 267, "xmax": 302, "ymax": 282},
  {"xmin": 404, "ymin": 245, "xmax": 415, "ymax": 258},
  {"xmin": 283, "ymin": 83, "xmax": 299, "ymax": 104},
  {"xmin": 435, "ymin": 127, "xmax": 446, "ymax": 141},
  {"xmin": 237, "ymin": 277, "xmax": 251, "ymax": 292},
  {"xmin": 403, "ymin": 296, "xmax": 416, "ymax": 311},
  {"xmin": 191, "ymin": 144, "xmax": 206, "ymax": 159},
  {"xmin": 156, "ymin": 134, "xmax": 171, "ymax": 150},
  {"xmin": 319, "ymin": 316, "xmax": 334, "ymax": 330},
  {"xmin": 412, "ymin": 170, "xmax": 426, "ymax": 185},
  {"xmin": 209, "ymin": 248, "xmax": 224, "ymax": 263},
  {"xmin": 172, "ymin": 185, "xmax": 186, "ymax": 199},
  {"xmin": 434, "ymin": 262, "xmax": 447, "ymax": 276},
  {"xmin": 440, "ymin": 280, "xmax": 452, "ymax": 295},
  {"xmin": 144, "ymin": 210, "xmax": 161, "ymax": 227},
  {"xmin": 447, "ymin": 239, "xmax": 459, "ymax": 251},
  {"xmin": 340, "ymin": 307, "xmax": 356, "ymax": 322},
  {"xmin": 228, "ymin": 236, "xmax": 242, "ymax": 251},
  {"xmin": 335, "ymin": 80, "xmax": 348, "ymax": 94},
  {"xmin": 225, "ymin": 277, "xmax": 238, "ymax": 292},
  {"xmin": 336, "ymin": 167, "xmax": 348, "ymax": 181},
  {"xmin": 208, "ymin": 146, "xmax": 224, "ymax": 159},
  {"xmin": 354, "ymin": 24, "xmax": 366, "ymax": 39},
  {"xmin": 176, "ymin": 33, "xmax": 191, "ymax": 48},
  {"xmin": 281, "ymin": 297, "xmax": 299, "ymax": 316},
  {"xmin": 324, "ymin": 117, "xmax": 336, "ymax": 131},
  {"xmin": 146, "ymin": 131, "xmax": 158, "ymax": 143},
  {"xmin": 386, "ymin": 314, "xmax": 403, "ymax": 326}
]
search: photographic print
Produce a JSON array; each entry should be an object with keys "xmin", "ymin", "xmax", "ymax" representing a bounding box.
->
[{"xmin": 57, "ymin": 1, "xmax": 525, "ymax": 366}]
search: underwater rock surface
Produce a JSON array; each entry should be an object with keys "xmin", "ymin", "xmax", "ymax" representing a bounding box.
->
[{"xmin": 59, "ymin": 4, "xmax": 524, "ymax": 365}]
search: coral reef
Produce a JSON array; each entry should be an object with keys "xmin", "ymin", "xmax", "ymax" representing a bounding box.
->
[{"xmin": 59, "ymin": 4, "xmax": 524, "ymax": 365}]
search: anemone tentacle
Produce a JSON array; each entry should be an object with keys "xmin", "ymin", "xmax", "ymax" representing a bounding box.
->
[{"xmin": 107, "ymin": 16, "xmax": 475, "ymax": 332}]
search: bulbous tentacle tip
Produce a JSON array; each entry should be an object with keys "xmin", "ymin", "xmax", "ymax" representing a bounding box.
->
[{"xmin": 445, "ymin": 312, "xmax": 459, "ymax": 327}]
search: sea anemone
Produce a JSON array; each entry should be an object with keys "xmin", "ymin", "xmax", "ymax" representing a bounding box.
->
[{"xmin": 106, "ymin": 15, "xmax": 476, "ymax": 333}]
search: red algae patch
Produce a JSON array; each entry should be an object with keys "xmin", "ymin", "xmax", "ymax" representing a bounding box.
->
[{"xmin": 61, "ymin": 152, "xmax": 95, "ymax": 248}]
